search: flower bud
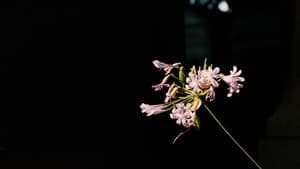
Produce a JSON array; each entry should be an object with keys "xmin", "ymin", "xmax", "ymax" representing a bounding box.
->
[{"xmin": 190, "ymin": 97, "xmax": 202, "ymax": 111}]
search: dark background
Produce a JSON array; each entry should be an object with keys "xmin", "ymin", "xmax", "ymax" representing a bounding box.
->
[{"xmin": 1, "ymin": 0, "xmax": 299, "ymax": 168}]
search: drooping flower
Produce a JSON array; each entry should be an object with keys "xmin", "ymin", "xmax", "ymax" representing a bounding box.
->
[
  {"xmin": 140, "ymin": 103, "xmax": 168, "ymax": 116},
  {"xmin": 221, "ymin": 66, "xmax": 245, "ymax": 97},
  {"xmin": 152, "ymin": 60, "xmax": 181, "ymax": 75},
  {"xmin": 170, "ymin": 103, "xmax": 196, "ymax": 128}
]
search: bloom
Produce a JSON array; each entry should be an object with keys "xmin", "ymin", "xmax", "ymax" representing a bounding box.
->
[
  {"xmin": 186, "ymin": 70, "xmax": 202, "ymax": 93},
  {"xmin": 152, "ymin": 75, "xmax": 170, "ymax": 91},
  {"xmin": 221, "ymin": 66, "xmax": 245, "ymax": 97},
  {"xmin": 141, "ymin": 59, "xmax": 245, "ymax": 129},
  {"xmin": 140, "ymin": 103, "xmax": 168, "ymax": 116},
  {"xmin": 198, "ymin": 65, "xmax": 220, "ymax": 89},
  {"xmin": 170, "ymin": 103, "xmax": 196, "ymax": 128},
  {"xmin": 140, "ymin": 59, "xmax": 257, "ymax": 164},
  {"xmin": 152, "ymin": 60, "xmax": 181, "ymax": 75}
]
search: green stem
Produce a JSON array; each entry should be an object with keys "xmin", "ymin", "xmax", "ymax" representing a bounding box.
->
[
  {"xmin": 172, "ymin": 128, "xmax": 191, "ymax": 144},
  {"xmin": 203, "ymin": 104, "xmax": 263, "ymax": 169}
]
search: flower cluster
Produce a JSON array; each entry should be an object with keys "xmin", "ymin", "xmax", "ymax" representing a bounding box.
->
[{"xmin": 140, "ymin": 59, "xmax": 245, "ymax": 128}]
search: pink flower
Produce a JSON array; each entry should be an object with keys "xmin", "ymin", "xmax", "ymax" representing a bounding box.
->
[
  {"xmin": 198, "ymin": 65, "xmax": 220, "ymax": 89},
  {"xmin": 152, "ymin": 83, "xmax": 170, "ymax": 91},
  {"xmin": 170, "ymin": 103, "xmax": 196, "ymax": 128},
  {"xmin": 152, "ymin": 60, "xmax": 181, "ymax": 75},
  {"xmin": 186, "ymin": 71, "xmax": 202, "ymax": 92},
  {"xmin": 186, "ymin": 65, "xmax": 220, "ymax": 93},
  {"xmin": 140, "ymin": 103, "xmax": 168, "ymax": 116},
  {"xmin": 222, "ymin": 66, "xmax": 245, "ymax": 97},
  {"xmin": 152, "ymin": 75, "xmax": 170, "ymax": 91}
]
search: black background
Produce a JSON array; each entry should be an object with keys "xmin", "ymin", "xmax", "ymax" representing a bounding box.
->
[{"xmin": 1, "ymin": 0, "xmax": 297, "ymax": 168}]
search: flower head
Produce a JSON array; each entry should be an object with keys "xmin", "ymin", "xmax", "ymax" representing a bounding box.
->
[
  {"xmin": 170, "ymin": 103, "xmax": 196, "ymax": 128},
  {"xmin": 141, "ymin": 59, "xmax": 245, "ymax": 129},
  {"xmin": 139, "ymin": 59, "xmax": 259, "ymax": 167},
  {"xmin": 185, "ymin": 65, "xmax": 220, "ymax": 93},
  {"xmin": 198, "ymin": 65, "xmax": 220, "ymax": 89},
  {"xmin": 186, "ymin": 69, "xmax": 202, "ymax": 93}
]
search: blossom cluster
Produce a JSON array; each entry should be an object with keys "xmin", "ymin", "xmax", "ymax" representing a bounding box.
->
[{"xmin": 140, "ymin": 59, "xmax": 245, "ymax": 128}]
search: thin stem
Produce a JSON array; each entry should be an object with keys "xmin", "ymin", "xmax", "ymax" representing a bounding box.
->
[
  {"xmin": 172, "ymin": 128, "xmax": 191, "ymax": 144},
  {"xmin": 203, "ymin": 104, "xmax": 263, "ymax": 169}
]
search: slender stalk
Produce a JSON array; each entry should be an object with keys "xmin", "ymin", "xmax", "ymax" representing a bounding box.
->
[
  {"xmin": 172, "ymin": 128, "xmax": 191, "ymax": 144},
  {"xmin": 203, "ymin": 104, "xmax": 263, "ymax": 169}
]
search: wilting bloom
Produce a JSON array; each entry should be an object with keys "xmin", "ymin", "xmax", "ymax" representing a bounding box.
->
[
  {"xmin": 170, "ymin": 103, "xmax": 196, "ymax": 128},
  {"xmin": 152, "ymin": 60, "xmax": 181, "ymax": 75},
  {"xmin": 140, "ymin": 103, "xmax": 168, "ymax": 116},
  {"xmin": 199, "ymin": 65, "xmax": 220, "ymax": 89},
  {"xmin": 221, "ymin": 66, "xmax": 245, "ymax": 97}
]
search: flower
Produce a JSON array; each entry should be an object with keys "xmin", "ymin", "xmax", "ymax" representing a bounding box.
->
[
  {"xmin": 170, "ymin": 103, "xmax": 196, "ymax": 128},
  {"xmin": 139, "ymin": 59, "xmax": 263, "ymax": 169},
  {"xmin": 152, "ymin": 83, "xmax": 170, "ymax": 91},
  {"xmin": 141, "ymin": 59, "xmax": 245, "ymax": 128},
  {"xmin": 198, "ymin": 65, "xmax": 220, "ymax": 89},
  {"xmin": 186, "ymin": 71, "xmax": 202, "ymax": 93},
  {"xmin": 152, "ymin": 75, "xmax": 170, "ymax": 91},
  {"xmin": 140, "ymin": 103, "xmax": 168, "ymax": 116},
  {"xmin": 221, "ymin": 66, "xmax": 245, "ymax": 97},
  {"xmin": 152, "ymin": 60, "xmax": 181, "ymax": 75},
  {"xmin": 185, "ymin": 65, "xmax": 220, "ymax": 94}
]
